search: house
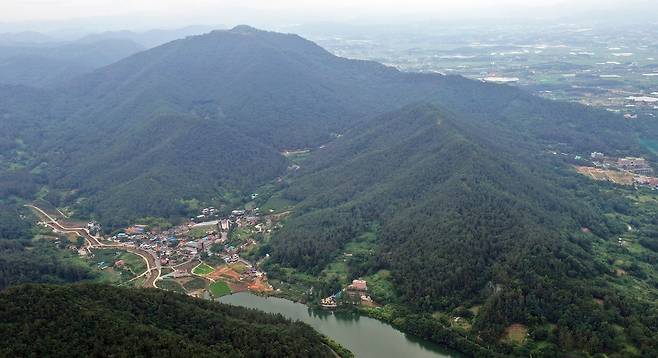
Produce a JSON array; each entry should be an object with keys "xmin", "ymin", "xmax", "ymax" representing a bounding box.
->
[
  {"xmin": 348, "ymin": 279, "xmax": 368, "ymax": 291},
  {"xmin": 114, "ymin": 260, "xmax": 125, "ymax": 268},
  {"xmin": 590, "ymin": 152, "xmax": 605, "ymax": 160},
  {"xmin": 321, "ymin": 296, "xmax": 338, "ymax": 308}
]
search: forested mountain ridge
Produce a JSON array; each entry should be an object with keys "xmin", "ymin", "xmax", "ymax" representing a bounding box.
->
[
  {"xmin": 1, "ymin": 25, "xmax": 658, "ymax": 357},
  {"xmin": 270, "ymin": 103, "xmax": 608, "ymax": 277},
  {"xmin": 0, "ymin": 39, "xmax": 143, "ymax": 87},
  {"xmin": 0, "ymin": 283, "xmax": 339, "ymax": 357},
  {"xmin": 0, "ymin": 25, "xmax": 653, "ymax": 227},
  {"xmin": 266, "ymin": 104, "xmax": 658, "ymax": 355}
]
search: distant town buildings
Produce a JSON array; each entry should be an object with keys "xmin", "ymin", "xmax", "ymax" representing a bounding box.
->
[
  {"xmin": 617, "ymin": 157, "xmax": 653, "ymax": 175},
  {"xmin": 579, "ymin": 153, "xmax": 658, "ymax": 189},
  {"xmin": 591, "ymin": 152, "xmax": 605, "ymax": 160}
]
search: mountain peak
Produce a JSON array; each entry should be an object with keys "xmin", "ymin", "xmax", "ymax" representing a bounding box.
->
[{"xmin": 229, "ymin": 25, "xmax": 263, "ymax": 34}]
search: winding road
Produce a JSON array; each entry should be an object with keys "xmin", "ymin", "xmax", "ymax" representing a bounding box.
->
[{"xmin": 26, "ymin": 205, "xmax": 161, "ymax": 288}]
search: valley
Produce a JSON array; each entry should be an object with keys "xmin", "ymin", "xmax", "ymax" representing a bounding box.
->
[{"xmin": 2, "ymin": 25, "xmax": 658, "ymax": 357}]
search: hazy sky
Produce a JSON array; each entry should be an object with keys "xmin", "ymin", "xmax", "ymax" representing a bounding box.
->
[
  {"xmin": 0, "ymin": 0, "xmax": 654, "ymax": 32},
  {"xmin": 0, "ymin": 0, "xmax": 631, "ymax": 21}
]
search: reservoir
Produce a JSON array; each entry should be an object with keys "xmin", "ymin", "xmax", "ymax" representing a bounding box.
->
[{"xmin": 219, "ymin": 292, "xmax": 462, "ymax": 358}]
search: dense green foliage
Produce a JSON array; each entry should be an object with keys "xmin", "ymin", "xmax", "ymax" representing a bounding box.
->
[
  {"xmin": 0, "ymin": 203, "xmax": 93, "ymax": 289},
  {"xmin": 267, "ymin": 104, "xmax": 658, "ymax": 356},
  {"xmin": 2, "ymin": 26, "xmax": 658, "ymax": 356},
  {"xmin": 1, "ymin": 26, "xmax": 652, "ymax": 227},
  {"xmin": 0, "ymin": 284, "xmax": 338, "ymax": 357}
]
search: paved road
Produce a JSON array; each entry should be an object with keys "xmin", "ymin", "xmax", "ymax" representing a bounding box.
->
[{"xmin": 27, "ymin": 205, "xmax": 160, "ymax": 288}]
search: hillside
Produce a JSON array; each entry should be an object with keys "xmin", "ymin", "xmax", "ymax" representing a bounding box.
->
[
  {"xmin": 0, "ymin": 39, "xmax": 143, "ymax": 87},
  {"xmin": 266, "ymin": 104, "xmax": 658, "ymax": 356},
  {"xmin": 1, "ymin": 25, "xmax": 658, "ymax": 357},
  {"xmin": 76, "ymin": 26, "xmax": 219, "ymax": 49},
  {"xmin": 0, "ymin": 25, "xmax": 653, "ymax": 226},
  {"xmin": 0, "ymin": 283, "xmax": 340, "ymax": 357}
]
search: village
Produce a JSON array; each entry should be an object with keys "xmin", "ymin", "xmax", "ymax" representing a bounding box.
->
[
  {"xmin": 92, "ymin": 205, "xmax": 280, "ymax": 299},
  {"xmin": 29, "ymin": 195, "xmax": 379, "ymax": 309},
  {"xmin": 575, "ymin": 152, "xmax": 658, "ymax": 188},
  {"xmin": 85, "ymin": 205, "xmax": 376, "ymax": 309}
]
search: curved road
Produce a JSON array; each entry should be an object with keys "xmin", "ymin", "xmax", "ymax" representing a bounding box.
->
[{"xmin": 26, "ymin": 205, "xmax": 160, "ymax": 288}]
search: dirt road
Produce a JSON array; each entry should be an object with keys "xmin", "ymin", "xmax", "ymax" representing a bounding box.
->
[{"xmin": 26, "ymin": 205, "xmax": 160, "ymax": 288}]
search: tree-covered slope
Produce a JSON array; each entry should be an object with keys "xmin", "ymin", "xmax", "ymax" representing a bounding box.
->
[
  {"xmin": 0, "ymin": 203, "xmax": 93, "ymax": 290},
  {"xmin": 271, "ymin": 104, "xmax": 606, "ymax": 276},
  {"xmin": 0, "ymin": 39, "xmax": 143, "ymax": 87},
  {"xmin": 266, "ymin": 104, "xmax": 658, "ymax": 355},
  {"xmin": 0, "ymin": 283, "xmax": 339, "ymax": 357},
  {"xmin": 0, "ymin": 26, "xmax": 653, "ymax": 226}
]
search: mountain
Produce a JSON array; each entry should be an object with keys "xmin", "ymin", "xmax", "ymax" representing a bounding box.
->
[
  {"xmin": 0, "ymin": 284, "xmax": 341, "ymax": 357},
  {"xmin": 270, "ymin": 103, "xmax": 604, "ymax": 276},
  {"xmin": 1, "ymin": 25, "xmax": 658, "ymax": 357},
  {"xmin": 0, "ymin": 25, "xmax": 638, "ymax": 226},
  {"xmin": 76, "ymin": 25, "xmax": 219, "ymax": 49},
  {"xmin": 265, "ymin": 104, "xmax": 657, "ymax": 355},
  {"xmin": 0, "ymin": 26, "xmax": 651, "ymax": 222},
  {"xmin": 0, "ymin": 31, "xmax": 55, "ymax": 45},
  {"xmin": 0, "ymin": 39, "xmax": 143, "ymax": 87}
]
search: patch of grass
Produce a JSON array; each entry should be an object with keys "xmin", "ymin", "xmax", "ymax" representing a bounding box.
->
[
  {"xmin": 126, "ymin": 276, "xmax": 146, "ymax": 288},
  {"xmin": 118, "ymin": 251, "xmax": 147, "ymax": 274},
  {"xmin": 362, "ymin": 270, "xmax": 397, "ymax": 303},
  {"xmin": 321, "ymin": 260, "xmax": 349, "ymax": 283},
  {"xmin": 192, "ymin": 262, "xmax": 214, "ymax": 276},
  {"xmin": 209, "ymin": 281, "xmax": 231, "ymax": 297},
  {"xmin": 158, "ymin": 279, "xmax": 185, "ymax": 294},
  {"xmin": 90, "ymin": 249, "xmax": 146, "ymax": 275},
  {"xmin": 282, "ymin": 149, "xmax": 311, "ymax": 163},
  {"xmin": 229, "ymin": 227, "xmax": 253, "ymax": 243},
  {"xmin": 94, "ymin": 267, "xmax": 123, "ymax": 284},
  {"xmin": 188, "ymin": 225, "xmax": 216, "ymax": 239},
  {"xmin": 504, "ymin": 324, "xmax": 528, "ymax": 344},
  {"xmin": 183, "ymin": 277, "xmax": 207, "ymax": 291},
  {"xmin": 229, "ymin": 262, "xmax": 248, "ymax": 274},
  {"xmin": 261, "ymin": 194, "xmax": 295, "ymax": 213},
  {"xmin": 87, "ymin": 249, "xmax": 150, "ymax": 284}
]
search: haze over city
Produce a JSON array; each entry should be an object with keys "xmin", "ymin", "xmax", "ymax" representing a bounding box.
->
[{"xmin": 1, "ymin": 0, "xmax": 656, "ymax": 33}]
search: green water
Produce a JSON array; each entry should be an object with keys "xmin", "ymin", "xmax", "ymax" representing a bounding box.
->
[{"xmin": 219, "ymin": 292, "xmax": 463, "ymax": 358}]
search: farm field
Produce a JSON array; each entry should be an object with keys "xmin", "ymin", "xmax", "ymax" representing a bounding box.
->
[
  {"xmin": 183, "ymin": 277, "xmax": 207, "ymax": 291},
  {"xmin": 158, "ymin": 279, "xmax": 185, "ymax": 294},
  {"xmin": 209, "ymin": 281, "xmax": 232, "ymax": 297},
  {"xmin": 88, "ymin": 249, "xmax": 147, "ymax": 283},
  {"xmin": 188, "ymin": 224, "xmax": 217, "ymax": 239},
  {"xmin": 192, "ymin": 262, "xmax": 214, "ymax": 276},
  {"xmin": 576, "ymin": 166, "xmax": 635, "ymax": 185},
  {"xmin": 261, "ymin": 194, "xmax": 296, "ymax": 213}
]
